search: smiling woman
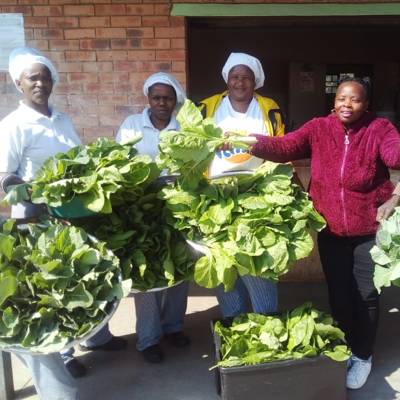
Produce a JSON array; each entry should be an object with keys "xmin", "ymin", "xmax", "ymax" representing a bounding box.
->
[
  {"xmin": 16, "ymin": 64, "xmax": 53, "ymax": 117},
  {"xmin": 247, "ymin": 75, "xmax": 400, "ymax": 390},
  {"xmin": 115, "ymin": 72, "xmax": 192, "ymax": 364}
]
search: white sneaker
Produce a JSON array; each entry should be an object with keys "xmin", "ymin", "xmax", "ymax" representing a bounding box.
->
[{"xmin": 346, "ymin": 356, "xmax": 372, "ymax": 389}]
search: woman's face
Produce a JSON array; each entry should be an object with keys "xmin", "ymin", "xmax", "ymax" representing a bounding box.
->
[
  {"xmin": 148, "ymin": 83, "xmax": 177, "ymax": 123},
  {"xmin": 17, "ymin": 63, "xmax": 53, "ymax": 107},
  {"xmin": 227, "ymin": 65, "xmax": 256, "ymax": 103},
  {"xmin": 334, "ymin": 82, "xmax": 369, "ymax": 126}
]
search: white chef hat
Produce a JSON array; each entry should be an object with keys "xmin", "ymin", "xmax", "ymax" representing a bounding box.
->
[
  {"xmin": 8, "ymin": 47, "xmax": 59, "ymax": 92},
  {"xmin": 143, "ymin": 72, "xmax": 186, "ymax": 106},
  {"xmin": 222, "ymin": 52, "xmax": 265, "ymax": 90}
]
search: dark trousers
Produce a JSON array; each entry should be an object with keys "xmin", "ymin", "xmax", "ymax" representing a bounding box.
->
[{"xmin": 317, "ymin": 231, "xmax": 379, "ymax": 360}]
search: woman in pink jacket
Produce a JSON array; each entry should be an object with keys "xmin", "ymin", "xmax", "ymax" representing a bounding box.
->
[{"xmin": 247, "ymin": 77, "xmax": 400, "ymax": 390}]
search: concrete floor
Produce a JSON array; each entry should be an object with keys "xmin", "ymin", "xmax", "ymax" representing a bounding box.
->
[{"xmin": 10, "ymin": 282, "xmax": 400, "ymax": 400}]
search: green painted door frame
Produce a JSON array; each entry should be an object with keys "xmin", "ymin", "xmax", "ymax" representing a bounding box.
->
[{"xmin": 172, "ymin": 3, "xmax": 400, "ymax": 17}]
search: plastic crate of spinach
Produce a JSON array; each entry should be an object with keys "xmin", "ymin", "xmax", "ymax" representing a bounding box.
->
[{"xmin": 213, "ymin": 302, "xmax": 350, "ymax": 368}]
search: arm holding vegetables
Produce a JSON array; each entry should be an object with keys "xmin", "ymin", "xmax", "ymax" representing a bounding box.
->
[{"xmin": 249, "ymin": 120, "xmax": 314, "ymax": 163}]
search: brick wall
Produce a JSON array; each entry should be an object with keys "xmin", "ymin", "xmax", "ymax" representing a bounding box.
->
[
  {"xmin": 0, "ymin": 0, "xmax": 397, "ymax": 140},
  {"xmin": 0, "ymin": 0, "xmax": 186, "ymax": 141}
]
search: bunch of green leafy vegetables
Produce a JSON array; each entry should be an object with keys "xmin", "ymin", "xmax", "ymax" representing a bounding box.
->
[
  {"xmin": 3, "ymin": 137, "xmax": 159, "ymax": 214},
  {"xmin": 213, "ymin": 302, "xmax": 350, "ymax": 368},
  {"xmin": 161, "ymin": 162, "xmax": 326, "ymax": 291},
  {"xmin": 74, "ymin": 184, "xmax": 195, "ymax": 291},
  {"xmin": 0, "ymin": 219, "xmax": 131, "ymax": 353},
  {"xmin": 371, "ymin": 207, "xmax": 400, "ymax": 293},
  {"xmin": 157, "ymin": 99, "xmax": 253, "ymax": 190}
]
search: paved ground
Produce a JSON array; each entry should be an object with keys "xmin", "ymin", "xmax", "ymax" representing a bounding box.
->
[{"xmin": 9, "ymin": 282, "xmax": 400, "ymax": 400}]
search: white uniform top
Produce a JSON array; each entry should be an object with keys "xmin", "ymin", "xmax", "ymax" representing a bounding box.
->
[
  {"xmin": 209, "ymin": 96, "xmax": 267, "ymax": 177},
  {"xmin": 116, "ymin": 107, "xmax": 179, "ymax": 160},
  {"xmin": 0, "ymin": 101, "xmax": 81, "ymax": 218},
  {"xmin": 0, "ymin": 101, "xmax": 81, "ymax": 181}
]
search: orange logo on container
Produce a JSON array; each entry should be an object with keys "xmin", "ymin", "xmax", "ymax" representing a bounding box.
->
[{"xmin": 217, "ymin": 148, "xmax": 252, "ymax": 164}]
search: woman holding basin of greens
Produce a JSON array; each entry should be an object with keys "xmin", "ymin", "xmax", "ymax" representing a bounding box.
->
[
  {"xmin": 230, "ymin": 76, "xmax": 400, "ymax": 389},
  {"xmin": 116, "ymin": 72, "xmax": 190, "ymax": 363},
  {"xmin": 198, "ymin": 52, "xmax": 285, "ymax": 320},
  {"xmin": 0, "ymin": 47, "xmax": 125, "ymax": 398}
]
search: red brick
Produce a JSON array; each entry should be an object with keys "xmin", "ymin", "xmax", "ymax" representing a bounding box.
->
[
  {"xmin": 84, "ymin": 83, "xmax": 114, "ymax": 94},
  {"xmin": 95, "ymin": 28, "xmax": 126, "ymax": 38},
  {"xmin": 110, "ymin": 16, "xmax": 141, "ymax": 27},
  {"xmin": 65, "ymin": 29, "xmax": 95, "ymax": 39},
  {"xmin": 54, "ymin": 82, "xmax": 82, "ymax": 94},
  {"xmin": 68, "ymin": 73, "xmax": 98, "ymax": 83},
  {"xmin": 70, "ymin": 114, "xmax": 99, "ymax": 127},
  {"xmin": 155, "ymin": 27, "xmax": 185, "ymax": 38},
  {"xmin": 97, "ymin": 50, "xmax": 128, "ymax": 61},
  {"xmin": 48, "ymin": 17, "xmax": 79, "ymax": 28},
  {"xmin": 80, "ymin": 17, "xmax": 110, "ymax": 28},
  {"xmin": 172, "ymin": 61, "xmax": 185, "ymax": 72},
  {"xmin": 0, "ymin": 5, "xmax": 32, "ymax": 15},
  {"xmin": 84, "ymin": 127, "xmax": 115, "ymax": 139},
  {"xmin": 142, "ymin": 16, "xmax": 169, "ymax": 27},
  {"xmin": 42, "ymin": 51, "xmax": 65, "ymax": 62},
  {"xmin": 111, "ymin": 39, "xmax": 140, "ymax": 50},
  {"xmin": 141, "ymin": 38, "xmax": 170, "ymax": 49},
  {"xmin": 52, "ymin": 94, "xmax": 68, "ymax": 106},
  {"xmin": 28, "ymin": 40, "xmax": 49, "ymax": 50},
  {"xmin": 49, "ymin": 0, "xmax": 79, "ymax": 3},
  {"xmin": 80, "ymin": 39, "xmax": 110, "ymax": 50},
  {"xmin": 136, "ymin": 61, "xmax": 171, "ymax": 72},
  {"xmin": 64, "ymin": 5, "xmax": 94, "ymax": 16},
  {"xmin": 25, "ymin": 29, "xmax": 34, "ymax": 40},
  {"xmin": 99, "ymin": 113, "xmax": 125, "ymax": 127},
  {"xmin": 68, "ymin": 94, "xmax": 98, "ymax": 105},
  {"xmin": 170, "ymin": 17, "xmax": 185, "ymax": 27},
  {"xmin": 127, "ymin": 50, "xmax": 155, "ymax": 61},
  {"xmin": 114, "ymin": 61, "xmax": 138, "ymax": 72},
  {"xmin": 116, "ymin": 104, "xmax": 135, "ymax": 114},
  {"xmin": 33, "ymin": 6, "xmax": 62, "ymax": 16},
  {"xmin": 126, "ymin": 28, "xmax": 154, "ymax": 38},
  {"xmin": 34, "ymin": 29, "xmax": 64, "ymax": 39},
  {"xmin": 95, "ymin": 5, "xmax": 126, "ymax": 16},
  {"xmin": 57, "ymin": 73, "xmax": 68, "ymax": 83},
  {"xmin": 82, "ymin": 62, "xmax": 113, "ymax": 72},
  {"xmin": 97, "ymin": 51, "xmax": 128, "ymax": 61},
  {"xmin": 171, "ymin": 38, "xmax": 185, "ymax": 49},
  {"xmin": 55, "ymin": 62, "xmax": 83, "ymax": 72},
  {"xmin": 126, "ymin": 4, "xmax": 154, "ymax": 15},
  {"xmin": 24, "ymin": 16, "xmax": 48, "ymax": 28},
  {"xmin": 98, "ymin": 95, "xmax": 128, "ymax": 105},
  {"xmin": 19, "ymin": 0, "xmax": 48, "ymax": 4},
  {"xmin": 128, "ymin": 94, "xmax": 147, "ymax": 105},
  {"xmin": 49, "ymin": 39, "xmax": 79, "ymax": 50},
  {"xmin": 98, "ymin": 72, "xmax": 129, "ymax": 83},
  {"xmin": 65, "ymin": 51, "xmax": 96, "ymax": 61},
  {"xmin": 154, "ymin": 4, "xmax": 170, "ymax": 15}
]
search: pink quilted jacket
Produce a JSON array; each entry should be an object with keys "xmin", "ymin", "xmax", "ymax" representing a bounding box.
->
[{"xmin": 251, "ymin": 113, "xmax": 400, "ymax": 236}]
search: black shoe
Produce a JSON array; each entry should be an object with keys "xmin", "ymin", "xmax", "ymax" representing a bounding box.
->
[
  {"xmin": 78, "ymin": 336, "xmax": 127, "ymax": 352},
  {"xmin": 165, "ymin": 331, "xmax": 190, "ymax": 348},
  {"xmin": 65, "ymin": 359, "xmax": 87, "ymax": 378},
  {"xmin": 141, "ymin": 344, "xmax": 164, "ymax": 363}
]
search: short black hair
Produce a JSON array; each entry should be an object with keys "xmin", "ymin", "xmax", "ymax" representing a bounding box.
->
[{"xmin": 338, "ymin": 76, "xmax": 371, "ymax": 100}]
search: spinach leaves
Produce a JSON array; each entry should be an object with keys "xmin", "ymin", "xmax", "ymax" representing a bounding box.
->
[
  {"xmin": 371, "ymin": 207, "xmax": 400, "ymax": 292},
  {"xmin": 161, "ymin": 162, "xmax": 326, "ymax": 291},
  {"xmin": 0, "ymin": 219, "xmax": 130, "ymax": 353},
  {"xmin": 214, "ymin": 303, "xmax": 350, "ymax": 368}
]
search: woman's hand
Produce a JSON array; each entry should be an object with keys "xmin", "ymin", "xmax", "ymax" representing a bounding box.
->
[
  {"xmin": 218, "ymin": 131, "xmax": 236, "ymax": 151},
  {"xmin": 376, "ymin": 195, "xmax": 400, "ymax": 222}
]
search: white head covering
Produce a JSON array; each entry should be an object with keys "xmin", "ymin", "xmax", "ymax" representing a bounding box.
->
[
  {"xmin": 143, "ymin": 72, "xmax": 186, "ymax": 106},
  {"xmin": 8, "ymin": 47, "xmax": 59, "ymax": 92},
  {"xmin": 222, "ymin": 52, "xmax": 265, "ymax": 90}
]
